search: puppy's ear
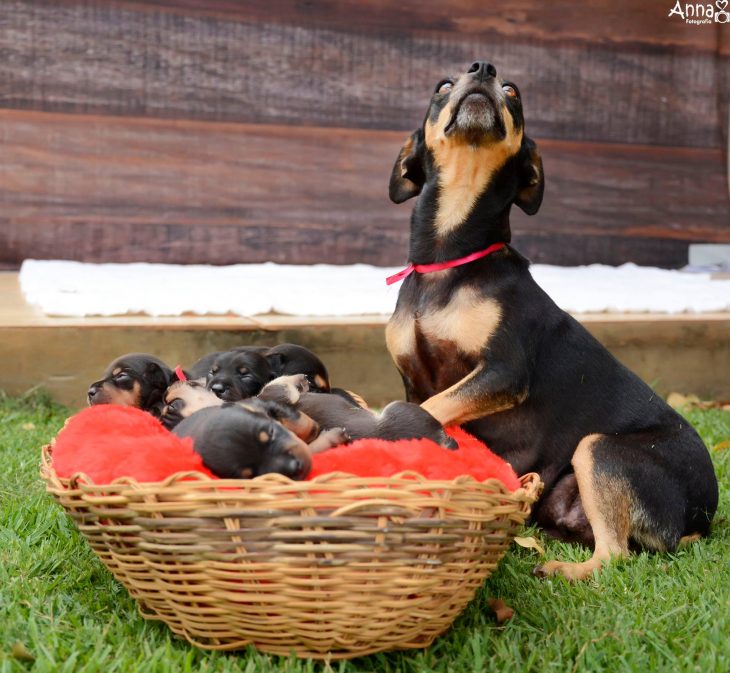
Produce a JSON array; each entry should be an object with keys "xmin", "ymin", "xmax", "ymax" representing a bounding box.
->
[
  {"xmin": 389, "ymin": 129, "xmax": 426, "ymax": 204},
  {"xmin": 266, "ymin": 352, "xmax": 285, "ymax": 378},
  {"xmin": 146, "ymin": 361, "xmax": 172, "ymax": 391},
  {"xmin": 514, "ymin": 136, "xmax": 544, "ymax": 216}
]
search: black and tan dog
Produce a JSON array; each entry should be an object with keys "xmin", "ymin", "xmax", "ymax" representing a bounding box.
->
[
  {"xmin": 386, "ymin": 61, "xmax": 718, "ymax": 580},
  {"xmin": 87, "ymin": 353, "xmax": 172, "ymax": 417}
]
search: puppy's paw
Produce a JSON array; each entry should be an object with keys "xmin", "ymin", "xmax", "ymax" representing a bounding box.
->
[
  {"xmin": 308, "ymin": 427, "xmax": 351, "ymax": 454},
  {"xmin": 258, "ymin": 374, "xmax": 308, "ymax": 404},
  {"xmin": 324, "ymin": 427, "xmax": 351, "ymax": 446}
]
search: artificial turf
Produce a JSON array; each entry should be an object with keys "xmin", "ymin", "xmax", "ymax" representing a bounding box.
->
[{"xmin": 1, "ymin": 391, "xmax": 728, "ymax": 673}]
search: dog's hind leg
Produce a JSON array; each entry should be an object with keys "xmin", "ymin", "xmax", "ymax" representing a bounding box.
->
[
  {"xmin": 533, "ymin": 429, "xmax": 715, "ymax": 581},
  {"xmin": 534, "ymin": 434, "xmax": 631, "ymax": 580}
]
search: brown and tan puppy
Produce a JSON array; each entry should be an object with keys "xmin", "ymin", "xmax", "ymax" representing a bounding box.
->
[{"xmin": 87, "ymin": 353, "xmax": 172, "ymax": 417}]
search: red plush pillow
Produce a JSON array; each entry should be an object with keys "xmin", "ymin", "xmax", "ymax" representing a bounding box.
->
[
  {"xmin": 309, "ymin": 425, "xmax": 521, "ymax": 491},
  {"xmin": 52, "ymin": 405, "xmax": 215, "ymax": 483},
  {"xmin": 51, "ymin": 406, "xmax": 520, "ymax": 491}
]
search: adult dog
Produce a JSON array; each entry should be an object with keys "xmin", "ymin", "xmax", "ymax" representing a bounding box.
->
[{"xmin": 385, "ymin": 61, "xmax": 718, "ymax": 580}]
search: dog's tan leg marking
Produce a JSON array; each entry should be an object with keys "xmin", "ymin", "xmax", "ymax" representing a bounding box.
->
[
  {"xmin": 420, "ymin": 364, "xmax": 523, "ymax": 425},
  {"xmin": 679, "ymin": 533, "xmax": 702, "ymax": 546},
  {"xmin": 535, "ymin": 434, "xmax": 630, "ymax": 581}
]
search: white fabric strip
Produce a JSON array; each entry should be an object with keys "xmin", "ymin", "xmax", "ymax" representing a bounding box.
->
[{"xmin": 18, "ymin": 259, "xmax": 730, "ymax": 317}]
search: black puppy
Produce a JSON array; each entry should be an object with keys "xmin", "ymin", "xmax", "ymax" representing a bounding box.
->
[
  {"xmin": 202, "ymin": 349, "xmax": 273, "ymax": 401},
  {"xmin": 265, "ymin": 343, "xmax": 331, "ymax": 392},
  {"xmin": 187, "ymin": 343, "xmax": 331, "ymax": 399},
  {"xmin": 172, "ymin": 403, "xmax": 347, "ymax": 479},
  {"xmin": 386, "ymin": 61, "xmax": 718, "ymax": 579},
  {"xmin": 172, "ymin": 405, "xmax": 312, "ymax": 479},
  {"xmin": 262, "ymin": 376, "xmax": 457, "ymax": 449},
  {"xmin": 87, "ymin": 353, "xmax": 172, "ymax": 417}
]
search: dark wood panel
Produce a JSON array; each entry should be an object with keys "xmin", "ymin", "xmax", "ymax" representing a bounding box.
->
[
  {"xmin": 62, "ymin": 0, "xmax": 723, "ymax": 52},
  {"xmin": 0, "ymin": 111, "xmax": 727, "ymax": 269},
  {"xmin": 513, "ymin": 232, "xmax": 700, "ymax": 268},
  {"xmin": 0, "ymin": 0, "xmax": 722, "ymax": 147}
]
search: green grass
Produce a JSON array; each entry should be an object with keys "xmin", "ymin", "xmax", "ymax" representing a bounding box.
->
[{"xmin": 1, "ymin": 391, "xmax": 728, "ymax": 673}]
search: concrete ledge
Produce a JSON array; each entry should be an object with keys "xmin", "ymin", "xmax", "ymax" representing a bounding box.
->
[{"xmin": 2, "ymin": 273, "xmax": 728, "ymax": 408}]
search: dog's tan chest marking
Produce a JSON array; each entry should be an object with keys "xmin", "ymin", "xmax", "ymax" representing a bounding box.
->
[
  {"xmin": 387, "ymin": 287, "xmax": 502, "ymax": 399},
  {"xmin": 419, "ymin": 287, "xmax": 501, "ymax": 354}
]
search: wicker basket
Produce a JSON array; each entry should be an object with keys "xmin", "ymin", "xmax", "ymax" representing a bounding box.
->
[{"xmin": 41, "ymin": 442, "xmax": 541, "ymax": 660}]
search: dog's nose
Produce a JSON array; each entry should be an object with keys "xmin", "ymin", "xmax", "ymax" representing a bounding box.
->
[
  {"xmin": 467, "ymin": 61, "xmax": 497, "ymax": 82},
  {"xmin": 87, "ymin": 384, "xmax": 100, "ymax": 403}
]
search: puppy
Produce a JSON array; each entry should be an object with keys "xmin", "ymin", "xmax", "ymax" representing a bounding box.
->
[
  {"xmin": 262, "ymin": 376, "xmax": 458, "ymax": 449},
  {"xmin": 187, "ymin": 343, "xmax": 331, "ymax": 396},
  {"xmin": 172, "ymin": 404, "xmax": 311, "ymax": 479},
  {"xmin": 172, "ymin": 403, "xmax": 348, "ymax": 479},
  {"xmin": 87, "ymin": 353, "xmax": 172, "ymax": 417},
  {"xmin": 385, "ymin": 61, "xmax": 718, "ymax": 579},
  {"xmin": 265, "ymin": 343, "xmax": 331, "ymax": 392},
  {"xmin": 203, "ymin": 349, "xmax": 273, "ymax": 401}
]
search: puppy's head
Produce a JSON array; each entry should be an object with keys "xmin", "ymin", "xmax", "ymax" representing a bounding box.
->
[
  {"xmin": 87, "ymin": 353, "xmax": 172, "ymax": 415},
  {"xmin": 389, "ymin": 61, "xmax": 544, "ymax": 233},
  {"xmin": 174, "ymin": 405, "xmax": 312, "ymax": 480},
  {"xmin": 206, "ymin": 349, "xmax": 272, "ymax": 401},
  {"xmin": 160, "ymin": 379, "xmax": 222, "ymax": 429},
  {"xmin": 265, "ymin": 344, "xmax": 330, "ymax": 393}
]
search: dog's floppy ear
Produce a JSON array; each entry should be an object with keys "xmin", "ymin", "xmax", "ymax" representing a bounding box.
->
[
  {"xmin": 514, "ymin": 136, "xmax": 544, "ymax": 216},
  {"xmin": 389, "ymin": 129, "xmax": 426, "ymax": 204}
]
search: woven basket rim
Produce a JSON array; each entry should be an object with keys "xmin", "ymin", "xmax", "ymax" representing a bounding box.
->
[{"xmin": 40, "ymin": 441, "xmax": 542, "ymax": 500}]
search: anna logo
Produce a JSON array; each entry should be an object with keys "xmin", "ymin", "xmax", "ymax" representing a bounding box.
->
[{"xmin": 668, "ymin": 0, "xmax": 730, "ymax": 23}]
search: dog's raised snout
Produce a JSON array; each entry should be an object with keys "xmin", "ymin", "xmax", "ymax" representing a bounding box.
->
[
  {"xmin": 468, "ymin": 61, "xmax": 497, "ymax": 81},
  {"xmin": 87, "ymin": 384, "xmax": 100, "ymax": 402}
]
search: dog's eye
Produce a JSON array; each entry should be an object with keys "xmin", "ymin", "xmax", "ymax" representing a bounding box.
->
[
  {"xmin": 436, "ymin": 80, "xmax": 453, "ymax": 95},
  {"xmin": 502, "ymin": 84, "xmax": 518, "ymax": 98},
  {"xmin": 114, "ymin": 372, "xmax": 131, "ymax": 383}
]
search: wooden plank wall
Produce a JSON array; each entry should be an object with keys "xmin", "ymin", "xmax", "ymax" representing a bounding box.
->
[{"xmin": 0, "ymin": 0, "xmax": 728, "ymax": 269}]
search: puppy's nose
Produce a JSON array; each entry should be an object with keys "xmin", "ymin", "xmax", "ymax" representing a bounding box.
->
[
  {"xmin": 210, "ymin": 382, "xmax": 228, "ymax": 397},
  {"xmin": 87, "ymin": 384, "xmax": 100, "ymax": 403},
  {"xmin": 284, "ymin": 456, "xmax": 303, "ymax": 477},
  {"xmin": 467, "ymin": 61, "xmax": 497, "ymax": 82}
]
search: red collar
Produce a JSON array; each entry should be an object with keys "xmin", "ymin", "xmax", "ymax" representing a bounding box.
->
[{"xmin": 386, "ymin": 242, "xmax": 507, "ymax": 286}]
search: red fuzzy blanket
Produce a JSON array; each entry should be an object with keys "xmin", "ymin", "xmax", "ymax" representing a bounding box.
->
[{"xmin": 51, "ymin": 405, "xmax": 520, "ymax": 490}]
